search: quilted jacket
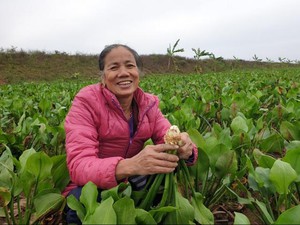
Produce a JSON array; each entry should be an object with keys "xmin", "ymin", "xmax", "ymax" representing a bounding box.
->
[{"xmin": 63, "ymin": 83, "xmax": 198, "ymax": 195}]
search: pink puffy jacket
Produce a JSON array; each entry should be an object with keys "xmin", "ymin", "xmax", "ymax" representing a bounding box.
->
[{"xmin": 63, "ymin": 83, "xmax": 198, "ymax": 195}]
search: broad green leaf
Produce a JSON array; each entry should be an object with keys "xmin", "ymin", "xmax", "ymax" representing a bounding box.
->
[
  {"xmin": 191, "ymin": 192, "xmax": 214, "ymax": 225},
  {"xmin": 51, "ymin": 154, "xmax": 70, "ymax": 191},
  {"xmin": 280, "ymin": 121, "xmax": 300, "ymax": 141},
  {"xmin": 208, "ymin": 143, "xmax": 230, "ymax": 172},
  {"xmin": 269, "ymin": 160, "xmax": 297, "ymax": 195},
  {"xmin": 33, "ymin": 192, "xmax": 65, "ymax": 219},
  {"xmin": 215, "ymin": 150, "xmax": 237, "ymax": 178},
  {"xmin": 101, "ymin": 182, "xmax": 131, "ymax": 202},
  {"xmin": 163, "ymin": 189, "xmax": 194, "ymax": 224},
  {"xmin": 282, "ymin": 146, "xmax": 300, "ymax": 182},
  {"xmin": 149, "ymin": 206, "xmax": 177, "ymax": 224},
  {"xmin": 234, "ymin": 212, "xmax": 250, "ymax": 224},
  {"xmin": 113, "ymin": 196, "xmax": 136, "ymax": 224},
  {"xmin": 187, "ymin": 128, "xmax": 205, "ymax": 149},
  {"xmin": 259, "ymin": 133, "xmax": 284, "ymax": 153},
  {"xmin": 0, "ymin": 150, "xmax": 14, "ymax": 188},
  {"xmin": 67, "ymin": 195, "xmax": 86, "ymax": 221},
  {"xmin": 25, "ymin": 151, "xmax": 53, "ymax": 181},
  {"xmin": 80, "ymin": 181, "xmax": 99, "ymax": 216},
  {"xmin": 231, "ymin": 116, "xmax": 248, "ymax": 133},
  {"xmin": 274, "ymin": 205, "xmax": 300, "ymax": 224},
  {"xmin": 195, "ymin": 149, "xmax": 210, "ymax": 183},
  {"xmin": 253, "ymin": 167, "xmax": 276, "ymax": 192},
  {"xmin": 19, "ymin": 170, "xmax": 35, "ymax": 197},
  {"xmin": 232, "ymin": 132, "xmax": 251, "ymax": 150},
  {"xmin": 135, "ymin": 208, "xmax": 157, "ymax": 225},
  {"xmin": 84, "ymin": 197, "xmax": 117, "ymax": 224},
  {"xmin": 253, "ymin": 148, "xmax": 276, "ymax": 168},
  {"xmin": 19, "ymin": 148, "xmax": 36, "ymax": 173}
]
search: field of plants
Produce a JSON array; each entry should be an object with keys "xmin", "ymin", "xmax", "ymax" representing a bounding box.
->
[{"xmin": 1, "ymin": 67, "xmax": 300, "ymax": 224}]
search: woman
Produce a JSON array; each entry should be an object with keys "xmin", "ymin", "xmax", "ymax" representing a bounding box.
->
[{"xmin": 63, "ymin": 44, "xmax": 198, "ymax": 224}]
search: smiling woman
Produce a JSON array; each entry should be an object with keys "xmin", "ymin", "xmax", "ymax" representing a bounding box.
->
[
  {"xmin": 62, "ymin": 44, "xmax": 198, "ymax": 224},
  {"xmin": 100, "ymin": 45, "xmax": 141, "ymax": 119}
]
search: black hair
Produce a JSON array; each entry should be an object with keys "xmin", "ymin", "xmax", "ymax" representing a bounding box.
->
[{"xmin": 98, "ymin": 44, "xmax": 143, "ymax": 71}]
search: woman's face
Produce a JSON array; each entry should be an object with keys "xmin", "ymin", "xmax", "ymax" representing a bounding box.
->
[{"xmin": 103, "ymin": 46, "xmax": 140, "ymax": 99}]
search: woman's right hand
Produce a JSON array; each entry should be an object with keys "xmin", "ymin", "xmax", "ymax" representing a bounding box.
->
[{"xmin": 115, "ymin": 144, "xmax": 179, "ymax": 181}]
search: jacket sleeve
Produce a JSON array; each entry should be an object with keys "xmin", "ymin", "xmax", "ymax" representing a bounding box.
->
[
  {"xmin": 65, "ymin": 87, "xmax": 123, "ymax": 189},
  {"xmin": 151, "ymin": 96, "xmax": 198, "ymax": 165}
]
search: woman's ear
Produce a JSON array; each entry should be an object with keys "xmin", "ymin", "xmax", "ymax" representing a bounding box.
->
[{"xmin": 100, "ymin": 71, "xmax": 106, "ymax": 85}]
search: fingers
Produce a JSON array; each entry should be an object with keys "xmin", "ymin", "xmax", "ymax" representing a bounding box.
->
[
  {"xmin": 153, "ymin": 143, "xmax": 179, "ymax": 153},
  {"xmin": 178, "ymin": 132, "xmax": 193, "ymax": 159}
]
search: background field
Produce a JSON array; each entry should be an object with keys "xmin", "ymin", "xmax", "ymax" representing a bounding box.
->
[{"xmin": 1, "ymin": 50, "xmax": 300, "ymax": 224}]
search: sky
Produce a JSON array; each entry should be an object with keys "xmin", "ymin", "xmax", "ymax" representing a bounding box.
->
[{"xmin": 1, "ymin": 0, "xmax": 299, "ymax": 61}]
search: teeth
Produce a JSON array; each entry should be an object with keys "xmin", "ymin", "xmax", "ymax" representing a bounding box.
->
[{"xmin": 119, "ymin": 81, "xmax": 131, "ymax": 85}]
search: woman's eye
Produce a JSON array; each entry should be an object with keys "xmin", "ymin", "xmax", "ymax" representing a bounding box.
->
[
  {"xmin": 127, "ymin": 64, "xmax": 135, "ymax": 68},
  {"xmin": 110, "ymin": 66, "xmax": 118, "ymax": 70}
]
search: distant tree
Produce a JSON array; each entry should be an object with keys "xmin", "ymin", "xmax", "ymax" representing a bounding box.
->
[
  {"xmin": 167, "ymin": 39, "xmax": 184, "ymax": 71},
  {"xmin": 252, "ymin": 54, "xmax": 262, "ymax": 62},
  {"xmin": 278, "ymin": 57, "xmax": 286, "ymax": 63},
  {"xmin": 191, "ymin": 48, "xmax": 211, "ymax": 73}
]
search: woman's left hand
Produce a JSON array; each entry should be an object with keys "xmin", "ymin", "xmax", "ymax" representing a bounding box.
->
[{"xmin": 177, "ymin": 132, "xmax": 193, "ymax": 160}]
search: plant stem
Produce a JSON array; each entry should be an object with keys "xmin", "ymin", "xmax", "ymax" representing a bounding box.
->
[
  {"xmin": 139, "ymin": 174, "xmax": 164, "ymax": 210},
  {"xmin": 4, "ymin": 205, "xmax": 12, "ymax": 225},
  {"xmin": 9, "ymin": 200, "xmax": 16, "ymax": 225}
]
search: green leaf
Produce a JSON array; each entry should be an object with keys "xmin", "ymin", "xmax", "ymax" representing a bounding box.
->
[
  {"xmin": 163, "ymin": 190, "xmax": 194, "ymax": 224},
  {"xmin": 113, "ymin": 196, "xmax": 136, "ymax": 224},
  {"xmin": 187, "ymin": 128, "xmax": 205, "ymax": 149},
  {"xmin": 274, "ymin": 205, "xmax": 300, "ymax": 224},
  {"xmin": 280, "ymin": 121, "xmax": 300, "ymax": 141},
  {"xmin": 253, "ymin": 148, "xmax": 276, "ymax": 168},
  {"xmin": 19, "ymin": 148, "xmax": 36, "ymax": 173},
  {"xmin": 208, "ymin": 143, "xmax": 230, "ymax": 172},
  {"xmin": 191, "ymin": 192, "xmax": 214, "ymax": 225},
  {"xmin": 84, "ymin": 197, "xmax": 117, "ymax": 224},
  {"xmin": 231, "ymin": 116, "xmax": 248, "ymax": 133},
  {"xmin": 66, "ymin": 195, "xmax": 86, "ymax": 221},
  {"xmin": 259, "ymin": 133, "xmax": 284, "ymax": 153},
  {"xmin": 135, "ymin": 208, "xmax": 157, "ymax": 225},
  {"xmin": 80, "ymin": 181, "xmax": 99, "ymax": 216},
  {"xmin": 25, "ymin": 151, "xmax": 53, "ymax": 181},
  {"xmin": 149, "ymin": 206, "xmax": 177, "ymax": 223},
  {"xmin": 51, "ymin": 154, "xmax": 70, "ymax": 191},
  {"xmin": 283, "ymin": 146, "xmax": 300, "ymax": 182},
  {"xmin": 101, "ymin": 182, "xmax": 131, "ymax": 202},
  {"xmin": 33, "ymin": 192, "xmax": 65, "ymax": 219},
  {"xmin": 215, "ymin": 150, "xmax": 237, "ymax": 178},
  {"xmin": 269, "ymin": 160, "xmax": 297, "ymax": 195},
  {"xmin": 234, "ymin": 212, "xmax": 250, "ymax": 224}
]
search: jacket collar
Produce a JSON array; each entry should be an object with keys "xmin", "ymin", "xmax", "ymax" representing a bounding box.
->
[{"xmin": 100, "ymin": 84, "xmax": 156, "ymax": 120}]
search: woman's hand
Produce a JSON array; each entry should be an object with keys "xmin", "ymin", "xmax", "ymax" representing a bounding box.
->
[
  {"xmin": 115, "ymin": 144, "xmax": 179, "ymax": 180},
  {"xmin": 177, "ymin": 132, "xmax": 194, "ymax": 160},
  {"xmin": 133, "ymin": 144, "xmax": 180, "ymax": 174}
]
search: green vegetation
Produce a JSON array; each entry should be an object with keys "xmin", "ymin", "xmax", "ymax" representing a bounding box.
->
[
  {"xmin": 1, "ymin": 63, "xmax": 300, "ymax": 224},
  {"xmin": 1, "ymin": 46, "xmax": 300, "ymax": 224}
]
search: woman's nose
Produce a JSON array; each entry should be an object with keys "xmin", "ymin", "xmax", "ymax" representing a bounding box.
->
[{"xmin": 119, "ymin": 65, "xmax": 130, "ymax": 76}]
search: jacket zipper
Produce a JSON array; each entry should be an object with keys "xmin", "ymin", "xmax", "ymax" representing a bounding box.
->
[
  {"xmin": 125, "ymin": 100, "xmax": 156, "ymax": 157},
  {"xmin": 111, "ymin": 96, "xmax": 157, "ymax": 157}
]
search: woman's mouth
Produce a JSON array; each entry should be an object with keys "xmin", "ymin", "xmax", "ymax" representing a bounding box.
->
[{"xmin": 117, "ymin": 80, "xmax": 132, "ymax": 87}]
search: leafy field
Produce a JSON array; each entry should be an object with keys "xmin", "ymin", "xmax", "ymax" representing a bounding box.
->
[{"xmin": 1, "ymin": 67, "xmax": 300, "ymax": 224}]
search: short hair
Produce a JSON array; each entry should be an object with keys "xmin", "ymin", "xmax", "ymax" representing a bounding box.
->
[{"xmin": 98, "ymin": 44, "xmax": 143, "ymax": 71}]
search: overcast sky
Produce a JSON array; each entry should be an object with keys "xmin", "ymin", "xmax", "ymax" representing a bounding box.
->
[{"xmin": 1, "ymin": 0, "xmax": 299, "ymax": 61}]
